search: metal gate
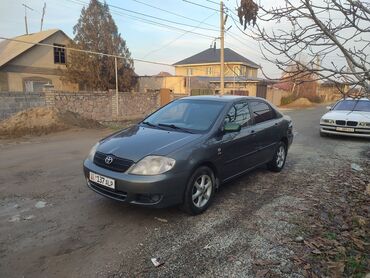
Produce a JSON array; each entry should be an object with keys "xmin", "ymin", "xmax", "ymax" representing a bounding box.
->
[
  {"xmin": 256, "ymin": 83, "xmax": 267, "ymax": 99},
  {"xmin": 160, "ymin": 88, "xmax": 171, "ymax": 106}
]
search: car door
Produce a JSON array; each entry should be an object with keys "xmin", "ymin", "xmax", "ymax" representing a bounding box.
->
[
  {"xmin": 218, "ymin": 100, "xmax": 260, "ymax": 181},
  {"xmin": 249, "ymin": 100, "xmax": 281, "ymax": 165}
]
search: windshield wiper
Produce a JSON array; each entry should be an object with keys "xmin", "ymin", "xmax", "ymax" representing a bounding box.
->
[
  {"xmin": 142, "ymin": 121, "xmax": 157, "ymax": 127},
  {"xmin": 158, "ymin": 123, "xmax": 193, "ymax": 133}
]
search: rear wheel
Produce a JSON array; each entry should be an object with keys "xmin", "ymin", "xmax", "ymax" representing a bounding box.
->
[
  {"xmin": 267, "ymin": 141, "xmax": 287, "ymax": 172},
  {"xmin": 181, "ymin": 166, "xmax": 215, "ymax": 215}
]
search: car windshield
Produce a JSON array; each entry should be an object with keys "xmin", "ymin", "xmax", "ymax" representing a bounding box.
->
[
  {"xmin": 333, "ymin": 100, "xmax": 370, "ymax": 112},
  {"xmin": 142, "ymin": 99, "xmax": 225, "ymax": 133}
]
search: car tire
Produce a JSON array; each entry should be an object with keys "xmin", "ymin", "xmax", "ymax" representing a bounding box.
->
[
  {"xmin": 181, "ymin": 166, "xmax": 215, "ymax": 215},
  {"xmin": 267, "ymin": 141, "xmax": 287, "ymax": 172}
]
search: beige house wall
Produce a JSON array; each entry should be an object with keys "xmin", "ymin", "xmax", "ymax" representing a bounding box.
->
[
  {"xmin": 137, "ymin": 76, "xmax": 186, "ymax": 94},
  {"xmin": 222, "ymin": 82, "xmax": 258, "ymax": 96},
  {"xmin": 7, "ymin": 72, "xmax": 77, "ymax": 92},
  {"xmin": 175, "ymin": 63, "xmax": 258, "ymax": 78},
  {"xmin": 1, "ymin": 31, "xmax": 78, "ymax": 92}
]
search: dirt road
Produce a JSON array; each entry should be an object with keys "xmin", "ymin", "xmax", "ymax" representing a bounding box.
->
[{"xmin": 0, "ymin": 106, "xmax": 368, "ymax": 277}]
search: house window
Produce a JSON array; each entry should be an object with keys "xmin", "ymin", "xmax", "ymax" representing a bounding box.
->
[
  {"xmin": 24, "ymin": 78, "xmax": 52, "ymax": 92},
  {"xmin": 54, "ymin": 44, "xmax": 66, "ymax": 64},
  {"xmin": 187, "ymin": 68, "xmax": 193, "ymax": 76},
  {"xmin": 206, "ymin": 67, "xmax": 212, "ymax": 75}
]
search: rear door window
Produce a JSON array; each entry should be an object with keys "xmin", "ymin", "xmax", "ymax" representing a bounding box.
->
[{"xmin": 249, "ymin": 101, "xmax": 275, "ymax": 124}]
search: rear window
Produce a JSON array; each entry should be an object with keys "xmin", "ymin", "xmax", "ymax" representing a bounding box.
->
[{"xmin": 249, "ymin": 101, "xmax": 275, "ymax": 124}]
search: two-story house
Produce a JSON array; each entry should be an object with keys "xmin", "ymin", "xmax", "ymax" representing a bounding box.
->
[
  {"xmin": 137, "ymin": 48, "xmax": 263, "ymax": 97},
  {"xmin": 173, "ymin": 47, "xmax": 259, "ymax": 78},
  {"xmin": 173, "ymin": 47, "xmax": 264, "ymax": 96},
  {"xmin": 0, "ymin": 29, "xmax": 77, "ymax": 92}
]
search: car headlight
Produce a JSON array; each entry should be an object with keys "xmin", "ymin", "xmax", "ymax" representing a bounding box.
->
[
  {"xmin": 87, "ymin": 143, "xmax": 99, "ymax": 161},
  {"xmin": 359, "ymin": 122, "xmax": 370, "ymax": 127},
  {"xmin": 128, "ymin": 156, "xmax": 176, "ymax": 175},
  {"xmin": 321, "ymin": 119, "xmax": 335, "ymax": 124}
]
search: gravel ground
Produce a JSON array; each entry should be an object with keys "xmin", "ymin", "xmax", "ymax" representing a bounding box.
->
[{"xmin": 0, "ymin": 105, "xmax": 368, "ymax": 277}]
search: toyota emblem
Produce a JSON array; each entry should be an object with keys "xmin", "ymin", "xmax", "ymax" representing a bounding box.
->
[{"xmin": 105, "ymin": 156, "xmax": 114, "ymax": 164}]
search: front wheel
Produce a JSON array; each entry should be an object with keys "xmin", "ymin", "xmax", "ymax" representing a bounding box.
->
[
  {"xmin": 181, "ymin": 166, "xmax": 215, "ymax": 215},
  {"xmin": 267, "ymin": 141, "xmax": 287, "ymax": 172}
]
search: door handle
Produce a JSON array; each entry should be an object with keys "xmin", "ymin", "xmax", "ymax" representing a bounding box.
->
[
  {"xmin": 250, "ymin": 130, "xmax": 256, "ymax": 135},
  {"xmin": 274, "ymin": 122, "xmax": 278, "ymax": 126}
]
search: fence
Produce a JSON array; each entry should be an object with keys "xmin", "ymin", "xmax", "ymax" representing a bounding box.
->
[
  {"xmin": 0, "ymin": 90, "xmax": 166, "ymax": 121},
  {"xmin": 0, "ymin": 92, "xmax": 46, "ymax": 120}
]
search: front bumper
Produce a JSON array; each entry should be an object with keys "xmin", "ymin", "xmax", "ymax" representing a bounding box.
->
[
  {"xmin": 320, "ymin": 125, "xmax": 370, "ymax": 138},
  {"xmin": 83, "ymin": 159, "xmax": 189, "ymax": 208}
]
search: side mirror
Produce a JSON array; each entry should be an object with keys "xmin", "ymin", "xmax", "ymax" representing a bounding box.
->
[
  {"xmin": 326, "ymin": 106, "xmax": 332, "ymax": 110},
  {"xmin": 224, "ymin": 122, "xmax": 241, "ymax": 133}
]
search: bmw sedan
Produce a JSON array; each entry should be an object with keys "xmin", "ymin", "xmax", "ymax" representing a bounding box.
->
[
  {"xmin": 83, "ymin": 96, "xmax": 294, "ymax": 215},
  {"xmin": 320, "ymin": 98, "xmax": 370, "ymax": 138}
]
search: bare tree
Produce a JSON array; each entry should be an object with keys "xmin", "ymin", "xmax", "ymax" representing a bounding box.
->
[{"xmin": 237, "ymin": 0, "xmax": 370, "ymax": 96}]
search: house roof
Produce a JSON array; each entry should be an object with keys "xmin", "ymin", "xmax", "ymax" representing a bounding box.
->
[
  {"xmin": 173, "ymin": 48, "xmax": 259, "ymax": 68},
  {"xmin": 154, "ymin": 71, "xmax": 172, "ymax": 77},
  {"xmin": 0, "ymin": 29, "xmax": 66, "ymax": 68}
]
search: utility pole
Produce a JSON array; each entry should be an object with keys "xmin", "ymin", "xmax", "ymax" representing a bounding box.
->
[
  {"xmin": 220, "ymin": 1, "xmax": 225, "ymax": 95},
  {"xmin": 22, "ymin": 3, "xmax": 33, "ymax": 35},
  {"xmin": 40, "ymin": 2, "xmax": 46, "ymax": 32},
  {"xmin": 115, "ymin": 57, "xmax": 119, "ymax": 118}
]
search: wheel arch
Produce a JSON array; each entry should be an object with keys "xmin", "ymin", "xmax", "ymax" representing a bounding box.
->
[
  {"xmin": 192, "ymin": 161, "xmax": 220, "ymax": 187},
  {"xmin": 280, "ymin": 136, "xmax": 288, "ymax": 149}
]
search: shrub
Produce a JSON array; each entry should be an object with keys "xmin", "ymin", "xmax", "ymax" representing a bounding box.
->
[{"xmin": 280, "ymin": 95, "xmax": 297, "ymax": 105}]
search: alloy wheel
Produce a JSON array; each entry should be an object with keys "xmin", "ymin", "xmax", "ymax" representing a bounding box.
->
[
  {"xmin": 192, "ymin": 174, "xmax": 213, "ymax": 208},
  {"xmin": 276, "ymin": 145, "xmax": 286, "ymax": 168}
]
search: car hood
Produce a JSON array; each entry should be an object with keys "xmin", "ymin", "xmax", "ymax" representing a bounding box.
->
[
  {"xmin": 322, "ymin": 110, "xmax": 370, "ymax": 121},
  {"xmin": 97, "ymin": 125, "xmax": 202, "ymax": 162}
]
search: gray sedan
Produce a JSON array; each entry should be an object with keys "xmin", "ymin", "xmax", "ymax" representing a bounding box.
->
[{"xmin": 83, "ymin": 95, "xmax": 293, "ymax": 215}]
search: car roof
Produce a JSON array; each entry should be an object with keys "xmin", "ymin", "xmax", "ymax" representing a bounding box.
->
[{"xmin": 179, "ymin": 95, "xmax": 266, "ymax": 103}]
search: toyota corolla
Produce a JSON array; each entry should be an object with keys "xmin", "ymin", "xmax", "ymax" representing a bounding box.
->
[{"xmin": 83, "ymin": 96, "xmax": 293, "ymax": 215}]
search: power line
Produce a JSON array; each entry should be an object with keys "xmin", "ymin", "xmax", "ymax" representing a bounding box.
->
[
  {"xmin": 65, "ymin": 0, "xmax": 217, "ymax": 39},
  {"xmin": 65, "ymin": 0, "xmax": 218, "ymax": 32},
  {"xmin": 206, "ymin": 0, "xmax": 220, "ymax": 5},
  {"xmin": 182, "ymin": 0, "xmax": 220, "ymax": 12},
  {"xmin": 128, "ymin": 0, "xmax": 216, "ymax": 28},
  {"xmin": 141, "ymin": 12, "xmax": 218, "ymax": 59}
]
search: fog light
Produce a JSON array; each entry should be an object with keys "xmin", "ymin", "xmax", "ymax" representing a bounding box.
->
[{"xmin": 136, "ymin": 194, "xmax": 162, "ymax": 203}]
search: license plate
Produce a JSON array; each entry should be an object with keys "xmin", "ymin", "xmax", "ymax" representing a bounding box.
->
[
  {"xmin": 89, "ymin": 172, "xmax": 115, "ymax": 189},
  {"xmin": 336, "ymin": 127, "xmax": 354, "ymax": 132}
]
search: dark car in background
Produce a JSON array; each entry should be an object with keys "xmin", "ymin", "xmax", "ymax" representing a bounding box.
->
[{"xmin": 83, "ymin": 96, "xmax": 294, "ymax": 215}]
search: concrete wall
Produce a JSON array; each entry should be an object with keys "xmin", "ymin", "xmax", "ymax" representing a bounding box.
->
[
  {"xmin": 0, "ymin": 91, "xmax": 161, "ymax": 121},
  {"xmin": 0, "ymin": 31, "xmax": 78, "ymax": 92},
  {"xmin": 318, "ymin": 86, "xmax": 343, "ymax": 102},
  {"xmin": 46, "ymin": 91, "xmax": 161, "ymax": 121},
  {"xmin": 0, "ymin": 91, "xmax": 46, "ymax": 120},
  {"xmin": 266, "ymin": 87, "xmax": 282, "ymax": 106}
]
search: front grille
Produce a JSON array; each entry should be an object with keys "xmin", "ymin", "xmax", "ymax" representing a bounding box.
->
[
  {"xmin": 336, "ymin": 120, "xmax": 345, "ymax": 126},
  {"xmin": 346, "ymin": 121, "xmax": 358, "ymax": 127},
  {"xmin": 93, "ymin": 152, "xmax": 134, "ymax": 172}
]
